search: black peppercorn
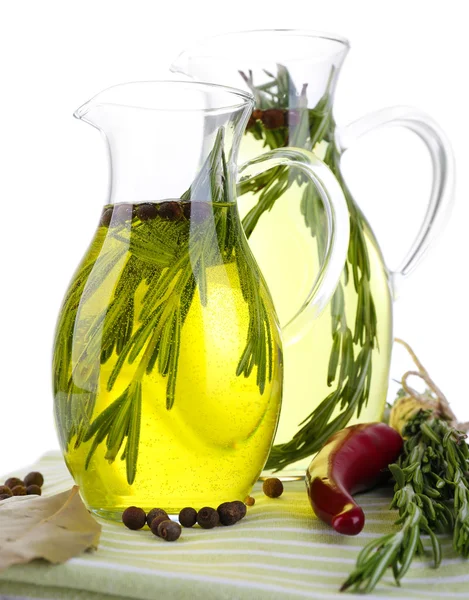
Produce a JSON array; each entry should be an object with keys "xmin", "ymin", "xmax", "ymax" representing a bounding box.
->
[
  {"xmin": 247, "ymin": 109, "xmax": 263, "ymax": 129},
  {"xmin": 261, "ymin": 108, "xmax": 286, "ymax": 130},
  {"xmin": 158, "ymin": 201, "xmax": 183, "ymax": 221},
  {"xmin": 122, "ymin": 506, "xmax": 146, "ymax": 530},
  {"xmin": 181, "ymin": 201, "xmax": 213, "ymax": 223},
  {"xmin": 247, "ymin": 108, "xmax": 263, "ymax": 129},
  {"xmin": 136, "ymin": 203, "xmax": 158, "ymax": 222},
  {"xmin": 181, "ymin": 202, "xmax": 191, "ymax": 220},
  {"xmin": 188, "ymin": 202, "xmax": 212, "ymax": 224},
  {"xmin": 157, "ymin": 520, "xmax": 181, "ymax": 542},
  {"xmin": 0, "ymin": 485, "xmax": 12, "ymax": 497},
  {"xmin": 113, "ymin": 203, "xmax": 134, "ymax": 223},
  {"xmin": 99, "ymin": 206, "xmax": 114, "ymax": 228},
  {"xmin": 146, "ymin": 508, "xmax": 169, "ymax": 528},
  {"xmin": 244, "ymin": 496, "xmax": 255, "ymax": 506},
  {"xmin": 11, "ymin": 485, "xmax": 27, "ymax": 496},
  {"xmin": 217, "ymin": 501, "xmax": 246, "ymax": 526},
  {"xmin": 24, "ymin": 472, "xmax": 44, "ymax": 488},
  {"xmin": 197, "ymin": 507, "xmax": 219, "ymax": 529},
  {"xmin": 179, "ymin": 507, "xmax": 197, "ymax": 528},
  {"xmin": 150, "ymin": 515, "xmax": 170, "ymax": 537},
  {"xmin": 263, "ymin": 477, "xmax": 284, "ymax": 498},
  {"xmin": 5, "ymin": 477, "xmax": 23, "ymax": 489},
  {"xmin": 231, "ymin": 500, "xmax": 247, "ymax": 519},
  {"xmin": 0, "ymin": 494, "xmax": 11, "ymax": 501},
  {"xmin": 26, "ymin": 484, "xmax": 42, "ymax": 496}
]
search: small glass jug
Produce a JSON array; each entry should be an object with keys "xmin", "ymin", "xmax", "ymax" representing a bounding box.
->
[
  {"xmin": 52, "ymin": 81, "xmax": 349, "ymax": 518},
  {"xmin": 172, "ymin": 30, "xmax": 455, "ymax": 475}
]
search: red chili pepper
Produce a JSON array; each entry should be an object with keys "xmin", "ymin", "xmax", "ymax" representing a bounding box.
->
[{"xmin": 305, "ymin": 423, "xmax": 403, "ymax": 536}]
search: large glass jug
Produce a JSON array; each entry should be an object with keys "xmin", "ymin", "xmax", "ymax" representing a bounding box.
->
[
  {"xmin": 52, "ymin": 81, "xmax": 349, "ymax": 518},
  {"xmin": 172, "ymin": 30, "xmax": 455, "ymax": 475}
]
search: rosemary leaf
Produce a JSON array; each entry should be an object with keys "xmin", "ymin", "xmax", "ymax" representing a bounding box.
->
[
  {"xmin": 166, "ymin": 307, "xmax": 181, "ymax": 410},
  {"xmin": 126, "ymin": 382, "xmax": 142, "ymax": 485}
]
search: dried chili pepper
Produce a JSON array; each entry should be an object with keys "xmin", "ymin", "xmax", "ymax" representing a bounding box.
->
[{"xmin": 306, "ymin": 423, "xmax": 403, "ymax": 536}]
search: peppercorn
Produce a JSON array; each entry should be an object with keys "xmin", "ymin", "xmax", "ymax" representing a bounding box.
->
[
  {"xmin": 158, "ymin": 201, "xmax": 183, "ymax": 221},
  {"xmin": 122, "ymin": 506, "xmax": 146, "ymax": 530},
  {"xmin": 217, "ymin": 501, "xmax": 246, "ymax": 526},
  {"xmin": 99, "ymin": 206, "xmax": 113, "ymax": 227},
  {"xmin": 0, "ymin": 485, "xmax": 12, "ymax": 497},
  {"xmin": 178, "ymin": 507, "xmax": 197, "ymax": 528},
  {"xmin": 26, "ymin": 484, "xmax": 42, "ymax": 496},
  {"xmin": 247, "ymin": 109, "xmax": 263, "ymax": 129},
  {"xmin": 263, "ymin": 477, "xmax": 284, "ymax": 498},
  {"xmin": 157, "ymin": 520, "xmax": 181, "ymax": 542},
  {"xmin": 136, "ymin": 203, "xmax": 158, "ymax": 222},
  {"xmin": 11, "ymin": 485, "xmax": 27, "ymax": 496},
  {"xmin": 146, "ymin": 508, "xmax": 169, "ymax": 528},
  {"xmin": 0, "ymin": 494, "xmax": 11, "ymax": 501},
  {"xmin": 197, "ymin": 507, "xmax": 219, "ymax": 529},
  {"xmin": 150, "ymin": 515, "xmax": 170, "ymax": 537},
  {"xmin": 188, "ymin": 202, "xmax": 212, "ymax": 224},
  {"xmin": 253, "ymin": 109, "xmax": 262, "ymax": 121},
  {"xmin": 244, "ymin": 496, "xmax": 255, "ymax": 506},
  {"xmin": 232, "ymin": 500, "xmax": 247, "ymax": 518},
  {"xmin": 113, "ymin": 203, "xmax": 134, "ymax": 223},
  {"xmin": 24, "ymin": 472, "xmax": 44, "ymax": 488},
  {"xmin": 181, "ymin": 202, "xmax": 191, "ymax": 220},
  {"xmin": 246, "ymin": 115, "xmax": 256, "ymax": 129},
  {"xmin": 5, "ymin": 477, "xmax": 23, "ymax": 489},
  {"xmin": 261, "ymin": 108, "xmax": 286, "ymax": 130}
]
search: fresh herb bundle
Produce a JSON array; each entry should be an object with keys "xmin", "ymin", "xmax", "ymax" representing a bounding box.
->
[
  {"xmin": 342, "ymin": 341, "xmax": 469, "ymax": 593},
  {"xmin": 53, "ymin": 127, "xmax": 275, "ymax": 484},
  {"xmin": 238, "ymin": 66, "xmax": 378, "ymax": 470}
]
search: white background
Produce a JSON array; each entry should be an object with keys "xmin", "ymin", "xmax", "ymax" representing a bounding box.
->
[{"xmin": 0, "ymin": 0, "xmax": 467, "ymax": 475}]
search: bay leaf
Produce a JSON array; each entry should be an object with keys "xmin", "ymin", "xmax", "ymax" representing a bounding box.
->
[{"xmin": 0, "ymin": 485, "xmax": 101, "ymax": 572}]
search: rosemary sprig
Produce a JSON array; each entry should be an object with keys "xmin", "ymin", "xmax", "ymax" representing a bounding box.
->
[
  {"xmin": 53, "ymin": 126, "xmax": 275, "ymax": 484},
  {"xmin": 342, "ymin": 411, "xmax": 469, "ymax": 593},
  {"xmin": 238, "ymin": 66, "xmax": 378, "ymax": 470},
  {"xmin": 83, "ymin": 381, "xmax": 142, "ymax": 485},
  {"xmin": 342, "ymin": 342, "xmax": 469, "ymax": 593}
]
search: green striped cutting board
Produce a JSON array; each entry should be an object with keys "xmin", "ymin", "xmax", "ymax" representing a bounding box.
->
[{"xmin": 1, "ymin": 452, "xmax": 468, "ymax": 600}]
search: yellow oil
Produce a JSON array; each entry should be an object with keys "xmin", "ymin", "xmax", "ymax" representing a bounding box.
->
[
  {"xmin": 238, "ymin": 136, "xmax": 393, "ymax": 474},
  {"xmin": 53, "ymin": 201, "xmax": 282, "ymax": 518}
]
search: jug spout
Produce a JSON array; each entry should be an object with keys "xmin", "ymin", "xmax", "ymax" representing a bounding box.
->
[
  {"xmin": 74, "ymin": 100, "xmax": 95, "ymax": 123},
  {"xmin": 73, "ymin": 81, "xmax": 253, "ymax": 205},
  {"xmin": 74, "ymin": 99, "xmax": 112, "ymax": 129},
  {"xmin": 171, "ymin": 51, "xmax": 190, "ymax": 78},
  {"xmin": 73, "ymin": 83, "xmax": 133, "ymax": 129}
]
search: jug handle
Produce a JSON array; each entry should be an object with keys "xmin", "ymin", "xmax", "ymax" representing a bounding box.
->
[
  {"xmin": 335, "ymin": 106, "xmax": 455, "ymax": 296},
  {"xmin": 238, "ymin": 148, "xmax": 350, "ymax": 347}
]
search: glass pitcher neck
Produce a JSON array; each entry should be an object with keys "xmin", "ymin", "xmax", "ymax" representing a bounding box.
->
[
  {"xmin": 172, "ymin": 30, "xmax": 348, "ymax": 109},
  {"xmin": 75, "ymin": 81, "xmax": 253, "ymax": 205},
  {"xmin": 171, "ymin": 30, "xmax": 349, "ymax": 157}
]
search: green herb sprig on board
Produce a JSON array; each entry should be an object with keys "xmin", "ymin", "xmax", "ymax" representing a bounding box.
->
[{"xmin": 342, "ymin": 340, "xmax": 469, "ymax": 593}]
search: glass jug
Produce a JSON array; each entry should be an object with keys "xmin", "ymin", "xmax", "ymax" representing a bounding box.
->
[
  {"xmin": 52, "ymin": 81, "xmax": 350, "ymax": 518},
  {"xmin": 172, "ymin": 30, "xmax": 455, "ymax": 475}
]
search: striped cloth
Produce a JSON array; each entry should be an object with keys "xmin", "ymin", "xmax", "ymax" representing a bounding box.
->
[{"xmin": 0, "ymin": 452, "xmax": 468, "ymax": 600}]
